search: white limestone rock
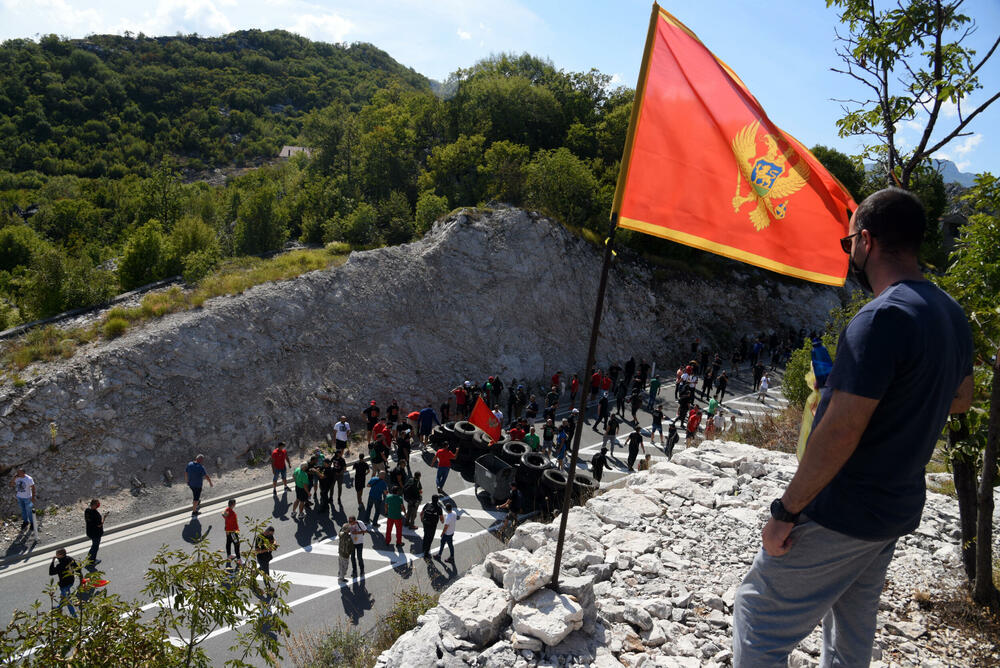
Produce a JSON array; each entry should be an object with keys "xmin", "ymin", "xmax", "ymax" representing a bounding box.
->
[
  {"xmin": 511, "ymin": 588, "xmax": 584, "ymax": 646},
  {"xmin": 438, "ymin": 576, "xmax": 513, "ymax": 648},
  {"xmin": 503, "ymin": 555, "xmax": 552, "ymax": 602}
]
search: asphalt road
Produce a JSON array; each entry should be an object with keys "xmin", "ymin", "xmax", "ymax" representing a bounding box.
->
[{"xmin": 0, "ymin": 370, "xmax": 787, "ymax": 665}]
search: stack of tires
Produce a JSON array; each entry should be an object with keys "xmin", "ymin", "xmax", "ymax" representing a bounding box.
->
[
  {"xmin": 540, "ymin": 468, "xmax": 569, "ymax": 514},
  {"xmin": 571, "ymin": 471, "xmax": 599, "ymax": 505},
  {"xmin": 500, "ymin": 441, "xmax": 530, "ymax": 466},
  {"xmin": 451, "ymin": 421, "xmax": 478, "ymax": 466},
  {"xmin": 515, "ymin": 451, "xmax": 551, "ymax": 512}
]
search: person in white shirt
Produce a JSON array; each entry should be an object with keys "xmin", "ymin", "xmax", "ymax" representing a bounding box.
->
[
  {"xmin": 11, "ymin": 468, "xmax": 35, "ymax": 531},
  {"xmin": 436, "ymin": 502, "xmax": 457, "ymax": 562},
  {"xmin": 333, "ymin": 416, "xmax": 351, "ymax": 454},
  {"xmin": 348, "ymin": 515, "xmax": 367, "ymax": 576},
  {"xmin": 758, "ymin": 375, "xmax": 770, "ymax": 402}
]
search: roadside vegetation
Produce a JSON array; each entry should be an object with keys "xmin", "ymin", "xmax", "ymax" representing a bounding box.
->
[
  {"xmin": 0, "ymin": 245, "xmax": 348, "ymax": 376},
  {"xmin": 288, "ymin": 586, "xmax": 437, "ymax": 668}
]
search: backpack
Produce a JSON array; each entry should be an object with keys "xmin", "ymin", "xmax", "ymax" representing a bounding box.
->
[{"xmin": 421, "ymin": 503, "xmax": 439, "ymax": 524}]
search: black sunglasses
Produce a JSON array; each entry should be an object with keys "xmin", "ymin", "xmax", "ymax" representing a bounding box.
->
[{"xmin": 840, "ymin": 231, "xmax": 861, "ymax": 254}]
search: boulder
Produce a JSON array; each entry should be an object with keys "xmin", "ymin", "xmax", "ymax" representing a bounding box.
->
[
  {"xmin": 437, "ymin": 576, "xmax": 512, "ymax": 648},
  {"xmin": 503, "ymin": 555, "xmax": 552, "ymax": 601},
  {"xmin": 511, "ymin": 588, "xmax": 584, "ymax": 646}
]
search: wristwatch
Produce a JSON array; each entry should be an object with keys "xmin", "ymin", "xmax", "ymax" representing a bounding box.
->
[{"xmin": 770, "ymin": 498, "xmax": 799, "ymax": 523}]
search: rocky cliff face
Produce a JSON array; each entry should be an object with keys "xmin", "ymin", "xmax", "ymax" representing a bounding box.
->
[{"xmin": 0, "ymin": 208, "xmax": 844, "ymax": 509}]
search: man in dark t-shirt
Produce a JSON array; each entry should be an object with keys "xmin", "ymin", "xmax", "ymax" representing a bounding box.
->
[
  {"xmin": 84, "ymin": 499, "xmax": 106, "ymax": 566},
  {"xmin": 733, "ymin": 189, "xmax": 974, "ymax": 667}
]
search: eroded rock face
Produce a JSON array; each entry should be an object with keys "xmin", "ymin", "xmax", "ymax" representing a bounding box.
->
[
  {"xmin": 376, "ymin": 440, "xmax": 983, "ymax": 668},
  {"xmin": 0, "ymin": 208, "xmax": 842, "ymax": 511}
]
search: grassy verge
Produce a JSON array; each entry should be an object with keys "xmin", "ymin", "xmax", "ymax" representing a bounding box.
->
[
  {"xmin": 0, "ymin": 247, "xmax": 349, "ymax": 377},
  {"xmin": 288, "ymin": 586, "xmax": 437, "ymax": 667},
  {"xmin": 728, "ymin": 405, "xmax": 801, "ymax": 454}
]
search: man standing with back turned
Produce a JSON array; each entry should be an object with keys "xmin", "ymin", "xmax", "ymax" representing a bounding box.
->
[{"xmin": 733, "ymin": 189, "xmax": 974, "ymax": 666}]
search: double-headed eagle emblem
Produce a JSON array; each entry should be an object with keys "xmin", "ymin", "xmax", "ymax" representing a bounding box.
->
[{"xmin": 731, "ymin": 121, "xmax": 810, "ymax": 230}]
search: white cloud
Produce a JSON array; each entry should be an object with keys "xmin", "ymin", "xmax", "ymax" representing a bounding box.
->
[
  {"xmin": 118, "ymin": 0, "xmax": 234, "ymax": 36},
  {"xmin": 3, "ymin": 0, "xmax": 104, "ymax": 36},
  {"xmin": 952, "ymin": 133, "xmax": 982, "ymax": 156},
  {"xmin": 456, "ymin": 28, "xmax": 471, "ymax": 40},
  {"xmin": 286, "ymin": 12, "xmax": 354, "ymax": 43},
  {"xmin": 939, "ymin": 99, "xmax": 959, "ymax": 118},
  {"xmin": 608, "ymin": 72, "xmax": 622, "ymax": 86}
]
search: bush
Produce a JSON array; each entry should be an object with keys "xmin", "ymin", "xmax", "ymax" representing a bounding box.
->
[
  {"xmin": 182, "ymin": 247, "xmax": 220, "ymax": 284},
  {"xmin": 324, "ymin": 241, "xmax": 351, "ymax": 254},
  {"xmin": 414, "ymin": 190, "xmax": 449, "ymax": 235},
  {"xmin": 290, "ymin": 587, "xmax": 437, "ymax": 668},
  {"xmin": 781, "ymin": 337, "xmax": 813, "ymax": 409},
  {"xmin": 102, "ymin": 317, "xmax": 129, "ymax": 338},
  {"xmin": 119, "ymin": 221, "xmax": 170, "ymax": 291},
  {"xmin": 524, "ymin": 147, "xmax": 598, "ymax": 228}
]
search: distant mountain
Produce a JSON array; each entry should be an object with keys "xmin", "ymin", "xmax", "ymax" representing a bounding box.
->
[
  {"xmin": 928, "ymin": 159, "xmax": 978, "ymax": 188},
  {"xmin": 864, "ymin": 158, "xmax": 978, "ymax": 187}
]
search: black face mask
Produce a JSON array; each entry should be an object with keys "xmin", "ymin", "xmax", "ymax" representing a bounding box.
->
[{"xmin": 849, "ymin": 242, "xmax": 873, "ymax": 293}]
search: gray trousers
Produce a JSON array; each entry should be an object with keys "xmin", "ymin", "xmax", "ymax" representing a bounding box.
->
[{"xmin": 733, "ymin": 518, "xmax": 896, "ymax": 667}]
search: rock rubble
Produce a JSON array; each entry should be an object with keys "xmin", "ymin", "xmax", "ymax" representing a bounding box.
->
[
  {"xmin": 377, "ymin": 439, "xmax": 994, "ymax": 667},
  {"xmin": 0, "ymin": 208, "xmax": 843, "ymax": 513}
]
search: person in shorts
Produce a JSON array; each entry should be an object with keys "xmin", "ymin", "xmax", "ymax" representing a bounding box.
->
[
  {"xmin": 186, "ymin": 454, "xmax": 213, "ymax": 515},
  {"xmin": 291, "ymin": 461, "xmax": 312, "ymax": 519},
  {"xmin": 333, "ymin": 417, "xmax": 351, "ymax": 454},
  {"xmin": 271, "ymin": 442, "xmax": 289, "ymax": 490}
]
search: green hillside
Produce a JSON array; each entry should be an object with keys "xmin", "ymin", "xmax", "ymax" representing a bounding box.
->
[{"xmin": 0, "ymin": 30, "xmax": 429, "ymax": 179}]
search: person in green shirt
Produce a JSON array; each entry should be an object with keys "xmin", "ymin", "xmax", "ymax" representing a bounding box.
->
[
  {"xmin": 292, "ymin": 461, "xmax": 313, "ymax": 519},
  {"xmin": 707, "ymin": 397, "xmax": 719, "ymax": 418},
  {"xmin": 524, "ymin": 426, "xmax": 540, "ymax": 451},
  {"xmin": 646, "ymin": 376, "xmax": 661, "ymax": 411},
  {"xmin": 384, "ymin": 487, "xmax": 405, "ymax": 547}
]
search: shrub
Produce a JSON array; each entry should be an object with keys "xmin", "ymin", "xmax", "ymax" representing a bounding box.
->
[
  {"xmin": 119, "ymin": 220, "xmax": 169, "ymax": 291},
  {"xmin": 182, "ymin": 247, "xmax": 220, "ymax": 284},
  {"xmin": 414, "ymin": 190, "xmax": 449, "ymax": 235},
  {"xmin": 324, "ymin": 241, "xmax": 351, "ymax": 255},
  {"xmin": 524, "ymin": 147, "xmax": 598, "ymax": 228},
  {"xmin": 102, "ymin": 317, "xmax": 129, "ymax": 339}
]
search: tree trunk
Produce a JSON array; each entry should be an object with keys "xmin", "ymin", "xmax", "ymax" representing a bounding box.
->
[
  {"xmin": 972, "ymin": 347, "xmax": 1000, "ymax": 610},
  {"xmin": 952, "ymin": 455, "xmax": 978, "ymax": 580}
]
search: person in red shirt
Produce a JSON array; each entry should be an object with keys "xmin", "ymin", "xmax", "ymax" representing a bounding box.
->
[
  {"xmin": 452, "ymin": 386, "xmax": 468, "ymax": 419},
  {"xmin": 551, "ymin": 371, "xmax": 562, "ymax": 394},
  {"xmin": 686, "ymin": 407, "xmax": 702, "ymax": 443},
  {"xmin": 271, "ymin": 442, "xmax": 289, "ymax": 491},
  {"xmin": 431, "ymin": 445, "xmax": 457, "ymax": 493},
  {"xmin": 222, "ymin": 498, "xmax": 241, "ymax": 562},
  {"xmin": 508, "ymin": 423, "xmax": 526, "ymax": 442},
  {"xmin": 590, "ymin": 369, "xmax": 602, "ymax": 399},
  {"xmin": 372, "ymin": 417, "xmax": 391, "ymax": 447},
  {"xmin": 570, "ymin": 373, "xmax": 580, "ymax": 403},
  {"xmin": 600, "ymin": 373, "xmax": 613, "ymax": 395}
]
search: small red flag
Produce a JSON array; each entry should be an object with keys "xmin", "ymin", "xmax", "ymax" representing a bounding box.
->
[
  {"xmin": 613, "ymin": 4, "xmax": 856, "ymax": 286},
  {"xmin": 469, "ymin": 397, "xmax": 502, "ymax": 443}
]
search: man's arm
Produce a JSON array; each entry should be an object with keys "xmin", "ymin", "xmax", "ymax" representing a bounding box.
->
[
  {"xmin": 204, "ymin": 473, "xmax": 213, "ymax": 487},
  {"xmin": 763, "ymin": 389, "xmax": 878, "ymax": 556},
  {"xmin": 951, "ymin": 374, "xmax": 974, "ymax": 414}
]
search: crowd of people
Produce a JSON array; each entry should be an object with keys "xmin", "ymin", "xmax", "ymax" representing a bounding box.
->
[{"xmin": 21, "ymin": 331, "xmax": 797, "ymax": 615}]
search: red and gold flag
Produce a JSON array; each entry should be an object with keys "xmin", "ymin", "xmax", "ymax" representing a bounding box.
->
[
  {"xmin": 613, "ymin": 4, "xmax": 856, "ymax": 285},
  {"xmin": 469, "ymin": 397, "xmax": 502, "ymax": 443}
]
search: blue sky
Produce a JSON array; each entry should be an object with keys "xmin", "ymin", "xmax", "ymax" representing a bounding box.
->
[{"xmin": 1, "ymin": 0, "xmax": 997, "ymax": 176}]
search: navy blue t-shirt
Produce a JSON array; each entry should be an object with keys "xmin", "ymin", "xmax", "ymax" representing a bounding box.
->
[
  {"xmin": 186, "ymin": 461, "xmax": 207, "ymax": 488},
  {"xmin": 805, "ymin": 280, "xmax": 972, "ymax": 540}
]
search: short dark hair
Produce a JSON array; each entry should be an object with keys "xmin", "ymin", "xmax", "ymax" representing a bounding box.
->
[{"xmin": 853, "ymin": 187, "xmax": 925, "ymax": 255}]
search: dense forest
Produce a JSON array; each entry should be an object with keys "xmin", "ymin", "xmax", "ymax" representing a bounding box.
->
[{"xmin": 0, "ymin": 30, "xmax": 940, "ymax": 331}]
